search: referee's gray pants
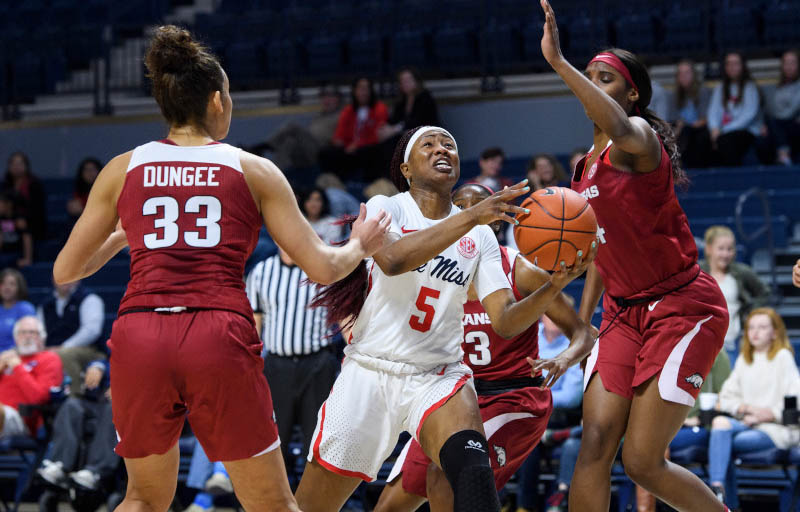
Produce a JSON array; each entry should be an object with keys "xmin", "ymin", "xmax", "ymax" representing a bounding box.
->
[{"xmin": 263, "ymin": 346, "xmax": 339, "ymax": 471}]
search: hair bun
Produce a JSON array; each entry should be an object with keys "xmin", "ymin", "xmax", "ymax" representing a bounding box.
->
[{"xmin": 145, "ymin": 25, "xmax": 202, "ymax": 76}]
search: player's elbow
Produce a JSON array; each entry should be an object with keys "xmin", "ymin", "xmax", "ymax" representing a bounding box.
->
[
  {"xmin": 52, "ymin": 259, "xmax": 78, "ymax": 285},
  {"xmin": 374, "ymin": 253, "xmax": 406, "ymax": 277},
  {"xmin": 492, "ymin": 322, "xmax": 517, "ymax": 340}
]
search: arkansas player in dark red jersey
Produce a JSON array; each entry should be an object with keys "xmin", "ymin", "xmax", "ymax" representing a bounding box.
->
[
  {"xmin": 372, "ymin": 183, "xmax": 597, "ymax": 512},
  {"xmin": 537, "ymin": 1, "xmax": 729, "ymax": 511},
  {"xmin": 53, "ymin": 26, "xmax": 390, "ymax": 512}
]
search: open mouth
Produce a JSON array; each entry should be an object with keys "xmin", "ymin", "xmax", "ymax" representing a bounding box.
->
[{"xmin": 433, "ymin": 158, "xmax": 453, "ymax": 172}]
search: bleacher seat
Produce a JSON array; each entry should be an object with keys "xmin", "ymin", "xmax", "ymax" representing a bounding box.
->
[
  {"xmin": 613, "ymin": 13, "xmax": 658, "ymax": 55},
  {"xmin": 348, "ymin": 29, "xmax": 384, "ymax": 76}
]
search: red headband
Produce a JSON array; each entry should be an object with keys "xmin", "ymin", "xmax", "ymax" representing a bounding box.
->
[{"xmin": 589, "ymin": 52, "xmax": 638, "ymax": 93}]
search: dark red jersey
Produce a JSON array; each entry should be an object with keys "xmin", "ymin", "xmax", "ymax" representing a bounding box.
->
[
  {"xmin": 571, "ymin": 139, "xmax": 699, "ymax": 300},
  {"xmin": 462, "ymin": 246, "xmax": 540, "ymax": 380},
  {"xmin": 116, "ymin": 140, "xmax": 261, "ymax": 319}
]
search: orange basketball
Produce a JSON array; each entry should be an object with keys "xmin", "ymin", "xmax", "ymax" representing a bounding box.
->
[{"xmin": 513, "ymin": 187, "xmax": 598, "ymax": 271}]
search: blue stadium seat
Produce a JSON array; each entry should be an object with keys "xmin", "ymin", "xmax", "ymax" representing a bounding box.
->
[
  {"xmin": 224, "ymin": 42, "xmax": 267, "ymax": 86},
  {"xmin": 763, "ymin": 3, "xmax": 800, "ymax": 46},
  {"xmin": 390, "ymin": 27, "xmax": 429, "ymax": 69},
  {"xmin": 716, "ymin": 6, "xmax": 762, "ymax": 51},
  {"xmin": 564, "ymin": 15, "xmax": 607, "ymax": 62},
  {"xmin": 485, "ymin": 19, "xmax": 524, "ymax": 73},
  {"xmin": 613, "ymin": 14, "xmax": 658, "ymax": 55},
  {"xmin": 432, "ymin": 23, "xmax": 479, "ymax": 73},
  {"xmin": 348, "ymin": 29, "xmax": 384, "ymax": 75},
  {"xmin": 661, "ymin": 8, "xmax": 709, "ymax": 55},
  {"xmin": 305, "ymin": 34, "xmax": 344, "ymax": 77}
]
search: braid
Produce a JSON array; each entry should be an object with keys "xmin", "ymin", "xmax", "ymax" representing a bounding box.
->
[{"xmin": 639, "ymin": 107, "xmax": 688, "ymax": 188}]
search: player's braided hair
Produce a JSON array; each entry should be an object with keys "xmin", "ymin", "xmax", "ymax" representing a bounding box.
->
[{"xmin": 604, "ymin": 48, "xmax": 688, "ymax": 188}]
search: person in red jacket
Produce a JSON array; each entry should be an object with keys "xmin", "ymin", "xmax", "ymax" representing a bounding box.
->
[
  {"xmin": 319, "ymin": 76, "xmax": 389, "ymax": 182},
  {"xmin": 0, "ymin": 315, "xmax": 63, "ymax": 437}
]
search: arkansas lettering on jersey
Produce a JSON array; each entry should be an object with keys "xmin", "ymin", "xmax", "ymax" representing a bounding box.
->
[
  {"xmin": 572, "ymin": 139, "xmax": 699, "ymax": 300},
  {"xmin": 345, "ymin": 192, "xmax": 511, "ymax": 371},
  {"xmin": 462, "ymin": 246, "xmax": 540, "ymax": 380},
  {"xmin": 116, "ymin": 140, "xmax": 261, "ymax": 319}
]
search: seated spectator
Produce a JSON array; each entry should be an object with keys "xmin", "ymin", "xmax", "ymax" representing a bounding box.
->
[
  {"xmin": 363, "ymin": 178, "xmax": 399, "ymax": 200},
  {"xmin": 379, "ymin": 67, "xmax": 440, "ymax": 146},
  {"xmin": 37, "ymin": 279, "xmax": 105, "ymax": 396},
  {"xmin": 766, "ymin": 49, "xmax": 800, "ymax": 165},
  {"xmin": 66, "ymin": 158, "xmax": 102, "ymax": 221},
  {"xmin": 2, "ymin": 152, "xmax": 46, "ymax": 241},
  {"xmin": 185, "ymin": 441, "xmax": 233, "ymax": 512},
  {"xmin": 700, "ymin": 226, "xmax": 770, "ymax": 362},
  {"xmin": 299, "ymin": 187, "xmax": 343, "ymax": 245},
  {"xmin": 37, "ymin": 359, "xmax": 117, "ymax": 493},
  {"xmin": 649, "ymin": 70, "xmax": 670, "ymax": 121},
  {"xmin": 0, "ymin": 193, "xmax": 32, "ymax": 268},
  {"xmin": 794, "ymin": 258, "xmax": 800, "ymax": 288},
  {"xmin": 527, "ymin": 153, "xmax": 568, "ymax": 191},
  {"xmin": 315, "ymin": 173, "xmax": 360, "ymax": 218},
  {"xmin": 568, "ymin": 147, "xmax": 590, "ymax": 176},
  {"xmin": 0, "ymin": 316, "xmax": 63, "ymax": 439},
  {"xmin": 473, "ymin": 147, "xmax": 511, "ymax": 191},
  {"xmin": 0, "ymin": 269, "xmax": 35, "ymax": 351},
  {"xmin": 670, "ymin": 59, "xmax": 712, "ymax": 168},
  {"xmin": 319, "ymin": 77, "xmax": 388, "ymax": 182},
  {"xmin": 708, "ymin": 52, "xmax": 763, "ymax": 166},
  {"xmin": 709, "ymin": 308, "xmax": 800, "ymax": 508},
  {"xmin": 254, "ymin": 84, "xmax": 343, "ymax": 173},
  {"xmin": 516, "ymin": 311, "xmax": 583, "ymax": 512}
]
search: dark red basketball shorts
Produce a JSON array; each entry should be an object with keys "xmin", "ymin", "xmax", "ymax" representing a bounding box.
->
[
  {"xmin": 108, "ymin": 309, "xmax": 279, "ymax": 461},
  {"xmin": 584, "ymin": 271, "xmax": 729, "ymax": 404},
  {"xmin": 395, "ymin": 386, "xmax": 552, "ymax": 497}
]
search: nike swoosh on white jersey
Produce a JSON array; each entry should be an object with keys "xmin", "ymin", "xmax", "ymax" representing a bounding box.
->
[{"xmin": 648, "ymin": 299, "xmax": 663, "ymax": 311}]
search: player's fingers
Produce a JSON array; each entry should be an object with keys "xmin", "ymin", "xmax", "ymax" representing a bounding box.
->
[
  {"xmin": 496, "ymin": 213, "xmax": 519, "ymax": 225},
  {"xmin": 504, "ymin": 204, "xmax": 529, "ymax": 216},
  {"xmin": 379, "ymin": 212, "xmax": 392, "ymax": 231},
  {"xmin": 356, "ymin": 202, "xmax": 367, "ymax": 221}
]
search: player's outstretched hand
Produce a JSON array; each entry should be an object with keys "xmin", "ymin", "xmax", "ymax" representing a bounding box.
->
[
  {"xmin": 793, "ymin": 258, "xmax": 800, "ymax": 288},
  {"xmin": 540, "ymin": 0, "xmax": 565, "ymax": 67},
  {"xmin": 468, "ymin": 180, "xmax": 530, "ymax": 226},
  {"xmin": 549, "ymin": 240, "xmax": 598, "ymax": 289},
  {"xmin": 527, "ymin": 355, "xmax": 570, "ymax": 389},
  {"xmin": 350, "ymin": 203, "xmax": 392, "ymax": 257}
]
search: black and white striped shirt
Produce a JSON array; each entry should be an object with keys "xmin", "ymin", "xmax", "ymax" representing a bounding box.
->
[{"xmin": 246, "ymin": 255, "xmax": 329, "ymax": 356}]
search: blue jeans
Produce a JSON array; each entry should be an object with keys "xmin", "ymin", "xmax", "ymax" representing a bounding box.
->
[
  {"xmin": 708, "ymin": 417, "xmax": 775, "ymax": 509},
  {"xmin": 186, "ymin": 442, "xmax": 227, "ymax": 491},
  {"xmin": 669, "ymin": 425, "xmax": 709, "ymax": 452}
]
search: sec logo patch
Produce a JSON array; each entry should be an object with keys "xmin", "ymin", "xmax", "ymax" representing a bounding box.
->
[
  {"xmin": 587, "ymin": 162, "xmax": 598, "ymax": 180},
  {"xmin": 458, "ymin": 236, "xmax": 478, "ymax": 258}
]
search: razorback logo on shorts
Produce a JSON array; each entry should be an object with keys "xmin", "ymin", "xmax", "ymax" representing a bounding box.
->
[
  {"xmin": 493, "ymin": 445, "xmax": 507, "ymax": 467},
  {"xmin": 685, "ymin": 373, "xmax": 704, "ymax": 389},
  {"xmin": 458, "ymin": 236, "xmax": 478, "ymax": 259}
]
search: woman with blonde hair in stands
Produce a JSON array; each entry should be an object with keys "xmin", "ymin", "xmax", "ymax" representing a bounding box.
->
[
  {"xmin": 700, "ymin": 225, "xmax": 770, "ymax": 362},
  {"xmin": 708, "ymin": 307, "xmax": 800, "ymax": 508}
]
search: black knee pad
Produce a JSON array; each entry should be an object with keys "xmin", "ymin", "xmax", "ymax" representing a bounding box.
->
[{"xmin": 438, "ymin": 430, "xmax": 500, "ymax": 512}]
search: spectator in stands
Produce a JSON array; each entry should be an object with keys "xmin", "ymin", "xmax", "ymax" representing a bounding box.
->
[
  {"xmin": 3, "ymin": 151, "xmax": 46, "ymax": 241},
  {"xmin": 473, "ymin": 147, "xmax": 511, "ymax": 191},
  {"xmin": 700, "ymin": 226, "xmax": 770, "ymax": 362},
  {"xmin": 0, "ymin": 192, "xmax": 33, "ymax": 268},
  {"xmin": 516, "ymin": 311, "xmax": 583, "ymax": 512},
  {"xmin": 766, "ymin": 49, "xmax": 800, "ymax": 165},
  {"xmin": 794, "ymin": 259, "xmax": 800, "ymax": 287},
  {"xmin": 254, "ymin": 84, "xmax": 344, "ymax": 172},
  {"xmin": 527, "ymin": 153, "xmax": 568, "ymax": 191},
  {"xmin": 37, "ymin": 279, "xmax": 105, "ymax": 396},
  {"xmin": 649, "ymin": 72, "xmax": 670, "ymax": 121},
  {"xmin": 184, "ymin": 442, "xmax": 233, "ymax": 512},
  {"xmin": 246, "ymin": 245, "xmax": 338, "ymax": 475},
  {"xmin": 0, "ymin": 269, "xmax": 35, "ymax": 352},
  {"xmin": 708, "ymin": 308, "xmax": 800, "ymax": 507},
  {"xmin": 568, "ymin": 147, "xmax": 590, "ymax": 176},
  {"xmin": 315, "ymin": 173, "xmax": 360, "ymax": 218},
  {"xmin": 66, "ymin": 157, "xmax": 101, "ymax": 221},
  {"xmin": 363, "ymin": 178, "xmax": 399, "ymax": 200},
  {"xmin": 299, "ymin": 187, "xmax": 343, "ymax": 245},
  {"xmin": 708, "ymin": 52, "xmax": 763, "ymax": 166},
  {"xmin": 0, "ymin": 316, "xmax": 62, "ymax": 439},
  {"xmin": 671, "ymin": 59, "xmax": 712, "ymax": 168},
  {"xmin": 37, "ymin": 359, "xmax": 117, "ymax": 493},
  {"xmin": 379, "ymin": 67, "xmax": 440, "ymax": 145},
  {"xmin": 319, "ymin": 77, "xmax": 388, "ymax": 182}
]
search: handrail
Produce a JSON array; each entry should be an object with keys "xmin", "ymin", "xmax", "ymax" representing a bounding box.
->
[{"xmin": 735, "ymin": 187, "xmax": 778, "ymax": 302}]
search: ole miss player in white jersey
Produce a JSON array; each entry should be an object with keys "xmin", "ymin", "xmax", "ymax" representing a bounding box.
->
[
  {"xmin": 537, "ymin": 2, "xmax": 729, "ymax": 511},
  {"xmin": 295, "ymin": 127, "xmax": 595, "ymax": 512},
  {"xmin": 372, "ymin": 182, "xmax": 597, "ymax": 512},
  {"xmin": 53, "ymin": 26, "xmax": 390, "ymax": 512}
]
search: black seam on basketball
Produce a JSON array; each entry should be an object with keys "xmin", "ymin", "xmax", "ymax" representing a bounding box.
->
[
  {"xmin": 556, "ymin": 190, "xmax": 564, "ymax": 264},
  {"xmin": 522, "ymin": 239, "xmax": 562, "ymax": 256},
  {"xmin": 515, "ymin": 225, "xmax": 597, "ymax": 234},
  {"xmin": 528, "ymin": 196, "xmax": 562, "ymax": 220},
  {"xmin": 561, "ymin": 202, "xmax": 590, "ymax": 221}
]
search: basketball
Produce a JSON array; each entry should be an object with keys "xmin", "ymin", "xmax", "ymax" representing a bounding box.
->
[{"xmin": 513, "ymin": 187, "xmax": 598, "ymax": 271}]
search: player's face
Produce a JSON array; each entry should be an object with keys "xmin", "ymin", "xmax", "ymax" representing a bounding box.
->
[
  {"xmin": 584, "ymin": 61, "xmax": 637, "ymax": 115},
  {"xmin": 747, "ymin": 313, "xmax": 776, "ymax": 352},
  {"xmin": 708, "ymin": 234, "xmax": 735, "ymax": 270},
  {"xmin": 405, "ymin": 131, "xmax": 459, "ymax": 189}
]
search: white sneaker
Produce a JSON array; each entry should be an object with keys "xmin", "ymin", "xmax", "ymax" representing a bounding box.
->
[
  {"xmin": 205, "ymin": 471, "xmax": 233, "ymax": 495},
  {"xmin": 186, "ymin": 505, "xmax": 215, "ymax": 512},
  {"xmin": 69, "ymin": 469, "xmax": 100, "ymax": 491},
  {"xmin": 37, "ymin": 460, "xmax": 66, "ymax": 488}
]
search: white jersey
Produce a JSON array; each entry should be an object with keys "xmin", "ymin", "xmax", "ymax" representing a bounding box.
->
[{"xmin": 345, "ymin": 192, "xmax": 510, "ymax": 372}]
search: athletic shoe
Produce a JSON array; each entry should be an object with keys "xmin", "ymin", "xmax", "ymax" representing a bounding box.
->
[
  {"xmin": 37, "ymin": 460, "xmax": 67, "ymax": 488},
  {"xmin": 545, "ymin": 490, "xmax": 568, "ymax": 512},
  {"xmin": 711, "ymin": 483, "xmax": 726, "ymax": 503},
  {"xmin": 186, "ymin": 505, "xmax": 215, "ymax": 512},
  {"xmin": 205, "ymin": 471, "xmax": 233, "ymax": 495},
  {"xmin": 69, "ymin": 469, "xmax": 100, "ymax": 491}
]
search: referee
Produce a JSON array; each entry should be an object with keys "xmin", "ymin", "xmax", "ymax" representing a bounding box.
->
[{"xmin": 246, "ymin": 245, "xmax": 339, "ymax": 472}]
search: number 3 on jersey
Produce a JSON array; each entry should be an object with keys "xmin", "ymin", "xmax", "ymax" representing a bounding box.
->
[
  {"xmin": 464, "ymin": 331, "xmax": 491, "ymax": 366},
  {"xmin": 143, "ymin": 195, "xmax": 221, "ymax": 249},
  {"xmin": 409, "ymin": 287, "xmax": 440, "ymax": 333}
]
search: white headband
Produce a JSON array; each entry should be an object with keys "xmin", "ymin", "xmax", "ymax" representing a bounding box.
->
[{"xmin": 403, "ymin": 126, "xmax": 457, "ymax": 163}]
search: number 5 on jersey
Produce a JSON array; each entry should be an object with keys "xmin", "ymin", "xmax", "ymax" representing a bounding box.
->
[
  {"xmin": 143, "ymin": 195, "xmax": 221, "ymax": 249},
  {"xmin": 409, "ymin": 287, "xmax": 440, "ymax": 333}
]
